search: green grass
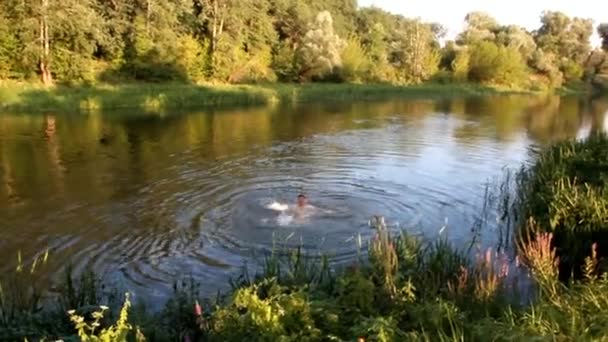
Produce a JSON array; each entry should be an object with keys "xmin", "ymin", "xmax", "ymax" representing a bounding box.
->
[
  {"xmin": 515, "ymin": 134, "xmax": 608, "ymax": 279},
  {"xmin": 3, "ymin": 226, "xmax": 608, "ymax": 341},
  {"xmin": 0, "ymin": 82, "xmax": 523, "ymax": 114}
]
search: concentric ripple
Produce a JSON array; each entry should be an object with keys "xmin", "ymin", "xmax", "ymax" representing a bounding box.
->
[{"xmin": 0, "ymin": 100, "xmax": 548, "ymax": 306}]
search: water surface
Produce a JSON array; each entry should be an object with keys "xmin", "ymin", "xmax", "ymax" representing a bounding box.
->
[{"xmin": 1, "ymin": 95, "xmax": 607, "ymax": 304}]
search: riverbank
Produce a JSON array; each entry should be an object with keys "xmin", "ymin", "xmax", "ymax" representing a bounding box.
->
[
  {"xmin": 0, "ymin": 82, "xmax": 530, "ymax": 114},
  {"xmin": 3, "ymin": 134, "xmax": 608, "ymax": 341},
  {"xmin": 2, "ymin": 225, "xmax": 607, "ymax": 341}
]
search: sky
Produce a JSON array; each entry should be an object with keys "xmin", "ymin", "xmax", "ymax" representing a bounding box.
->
[{"xmin": 358, "ymin": 0, "xmax": 603, "ymax": 47}]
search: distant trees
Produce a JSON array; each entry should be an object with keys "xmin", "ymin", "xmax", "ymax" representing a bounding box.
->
[
  {"xmin": 297, "ymin": 11, "xmax": 345, "ymax": 81},
  {"xmin": 0, "ymin": 1, "xmax": 602, "ymax": 89}
]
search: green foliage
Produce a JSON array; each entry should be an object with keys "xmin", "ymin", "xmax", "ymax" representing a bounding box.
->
[
  {"xmin": 297, "ymin": 11, "xmax": 346, "ymax": 81},
  {"xmin": 0, "ymin": 14, "xmax": 18, "ymax": 79},
  {"xmin": 451, "ymin": 49, "xmax": 470, "ymax": 82},
  {"xmin": 175, "ymin": 36, "xmax": 208, "ymax": 83},
  {"xmin": 210, "ymin": 284, "xmax": 321, "ymax": 341},
  {"xmin": 390, "ymin": 20, "xmax": 441, "ymax": 84},
  {"xmin": 457, "ymin": 11, "xmax": 499, "ymax": 45},
  {"xmin": 340, "ymin": 36, "xmax": 371, "ymax": 82},
  {"xmin": 272, "ymin": 42, "xmax": 298, "ymax": 82},
  {"xmin": 69, "ymin": 294, "xmax": 144, "ymax": 342},
  {"xmin": 0, "ymin": 0, "xmax": 596, "ymax": 89},
  {"xmin": 561, "ymin": 58, "xmax": 584, "ymax": 82},
  {"xmin": 517, "ymin": 134, "xmax": 608, "ymax": 278},
  {"xmin": 468, "ymin": 41, "xmax": 528, "ymax": 86}
]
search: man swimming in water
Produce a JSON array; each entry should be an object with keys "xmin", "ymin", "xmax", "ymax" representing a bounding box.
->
[
  {"xmin": 266, "ymin": 193, "xmax": 334, "ymax": 225},
  {"xmin": 294, "ymin": 193, "xmax": 313, "ymax": 219},
  {"xmin": 297, "ymin": 194, "xmax": 308, "ymax": 208}
]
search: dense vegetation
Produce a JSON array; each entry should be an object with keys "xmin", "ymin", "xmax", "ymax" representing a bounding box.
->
[
  {"xmin": 516, "ymin": 134, "xmax": 608, "ymax": 279},
  {"xmin": 0, "ymin": 1, "xmax": 608, "ymax": 91},
  {"xmin": 4, "ymin": 134, "xmax": 608, "ymax": 341}
]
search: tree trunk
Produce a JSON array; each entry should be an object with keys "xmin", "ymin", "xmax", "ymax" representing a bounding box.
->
[{"xmin": 40, "ymin": 0, "xmax": 52, "ymax": 85}]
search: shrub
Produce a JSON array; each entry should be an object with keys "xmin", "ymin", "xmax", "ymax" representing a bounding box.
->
[
  {"xmin": 517, "ymin": 134, "xmax": 608, "ymax": 278},
  {"xmin": 561, "ymin": 58, "xmax": 584, "ymax": 82},
  {"xmin": 451, "ymin": 49, "xmax": 470, "ymax": 82},
  {"xmin": 468, "ymin": 41, "xmax": 528, "ymax": 86},
  {"xmin": 340, "ymin": 36, "xmax": 371, "ymax": 83}
]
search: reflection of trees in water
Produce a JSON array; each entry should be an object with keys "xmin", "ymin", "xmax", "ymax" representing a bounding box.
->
[
  {"xmin": 449, "ymin": 96, "xmax": 532, "ymax": 145},
  {"xmin": 590, "ymin": 97, "xmax": 608, "ymax": 134},
  {"xmin": 2, "ymin": 96, "xmax": 608, "ymax": 204},
  {"xmin": 44, "ymin": 115, "xmax": 66, "ymax": 197},
  {"xmin": 523, "ymin": 96, "xmax": 608, "ymax": 143}
]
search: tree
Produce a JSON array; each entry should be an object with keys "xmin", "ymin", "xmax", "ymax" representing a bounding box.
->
[
  {"xmin": 17, "ymin": 0, "xmax": 110, "ymax": 83},
  {"xmin": 529, "ymin": 49, "xmax": 563, "ymax": 86},
  {"xmin": 495, "ymin": 25, "xmax": 537, "ymax": 62},
  {"xmin": 0, "ymin": 12, "xmax": 18, "ymax": 79},
  {"xmin": 389, "ymin": 19, "xmax": 440, "ymax": 83},
  {"xmin": 297, "ymin": 11, "xmax": 345, "ymax": 81},
  {"xmin": 469, "ymin": 41, "xmax": 528, "ymax": 86},
  {"xmin": 535, "ymin": 11, "xmax": 593, "ymax": 65},
  {"xmin": 340, "ymin": 35, "xmax": 370, "ymax": 82},
  {"xmin": 599, "ymin": 23, "xmax": 608, "ymax": 52},
  {"xmin": 457, "ymin": 12, "xmax": 499, "ymax": 45},
  {"xmin": 451, "ymin": 48, "xmax": 470, "ymax": 82}
]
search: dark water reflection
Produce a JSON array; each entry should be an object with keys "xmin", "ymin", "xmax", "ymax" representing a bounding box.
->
[{"xmin": 1, "ymin": 95, "xmax": 607, "ymax": 304}]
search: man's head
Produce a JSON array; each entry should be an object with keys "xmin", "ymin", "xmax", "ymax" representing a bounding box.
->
[{"xmin": 297, "ymin": 194, "xmax": 308, "ymax": 207}]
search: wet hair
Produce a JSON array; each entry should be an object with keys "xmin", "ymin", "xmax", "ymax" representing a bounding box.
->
[{"xmin": 297, "ymin": 194, "xmax": 307, "ymax": 199}]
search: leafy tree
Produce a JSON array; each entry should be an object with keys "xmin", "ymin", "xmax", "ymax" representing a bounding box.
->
[
  {"xmin": 457, "ymin": 12, "xmax": 499, "ymax": 45},
  {"xmin": 389, "ymin": 20, "xmax": 440, "ymax": 83},
  {"xmin": 469, "ymin": 41, "xmax": 528, "ymax": 86},
  {"xmin": 535, "ymin": 11, "xmax": 593, "ymax": 76},
  {"xmin": 340, "ymin": 35, "xmax": 370, "ymax": 82},
  {"xmin": 451, "ymin": 48, "xmax": 470, "ymax": 82},
  {"xmin": 495, "ymin": 25, "xmax": 537, "ymax": 62},
  {"xmin": 0, "ymin": 12, "xmax": 18, "ymax": 79},
  {"xmin": 0, "ymin": 1, "xmax": 599, "ymax": 87},
  {"xmin": 599, "ymin": 24, "xmax": 608, "ymax": 52},
  {"xmin": 297, "ymin": 11, "xmax": 345, "ymax": 81},
  {"xmin": 529, "ymin": 49, "xmax": 563, "ymax": 86}
]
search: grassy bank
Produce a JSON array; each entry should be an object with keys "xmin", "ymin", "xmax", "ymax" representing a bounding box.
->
[
  {"xmin": 515, "ymin": 134, "xmax": 608, "ymax": 279},
  {"xmin": 4, "ymin": 135, "xmax": 608, "ymax": 341},
  {"xmin": 2, "ymin": 226, "xmax": 608, "ymax": 341},
  {"xmin": 0, "ymin": 82, "xmax": 523, "ymax": 114}
]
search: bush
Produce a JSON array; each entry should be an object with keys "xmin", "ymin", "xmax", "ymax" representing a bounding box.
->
[
  {"xmin": 517, "ymin": 134, "xmax": 608, "ymax": 278},
  {"xmin": 468, "ymin": 41, "xmax": 528, "ymax": 87},
  {"xmin": 561, "ymin": 58, "xmax": 584, "ymax": 82},
  {"xmin": 176, "ymin": 35, "xmax": 208, "ymax": 83},
  {"xmin": 451, "ymin": 49, "xmax": 470, "ymax": 82},
  {"xmin": 340, "ymin": 36, "xmax": 371, "ymax": 83}
]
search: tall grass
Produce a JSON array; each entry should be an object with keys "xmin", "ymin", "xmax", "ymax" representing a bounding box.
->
[
  {"xmin": 514, "ymin": 133, "xmax": 608, "ymax": 279},
  {"xmin": 4, "ymin": 227, "xmax": 608, "ymax": 341},
  {"xmin": 0, "ymin": 82, "xmax": 514, "ymax": 114}
]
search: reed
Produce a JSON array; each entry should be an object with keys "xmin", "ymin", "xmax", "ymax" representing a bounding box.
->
[{"xmin": 0, "ymin": 82, "xmax": 514, "ymax": 114}]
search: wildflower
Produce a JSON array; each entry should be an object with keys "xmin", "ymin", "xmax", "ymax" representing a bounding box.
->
[
  {"xmin": 100, "ymin": 305, "xmax": 109, "ymax": 311},
  {"xmin": 194, "ymin": 300, "xmax": 203, "ymax": 316},
  {"xmin": 67, "ymin": 310, "xmax": 76, "ymax": 315}
]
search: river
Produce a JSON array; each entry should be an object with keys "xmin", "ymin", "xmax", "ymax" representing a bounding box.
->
[{"xmin": 1, "ymin": 94, "xmax": 607, "ymax": 305}]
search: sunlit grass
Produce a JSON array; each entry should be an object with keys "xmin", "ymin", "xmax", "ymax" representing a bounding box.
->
[{"xmin": 0, "ymin": 82, "xmax": 518, "ymax": 114}]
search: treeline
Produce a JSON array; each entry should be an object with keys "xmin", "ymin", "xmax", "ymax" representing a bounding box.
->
[{"xmin": 0, "ymin": 0, "xmax": 607, "ymax": 89}]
